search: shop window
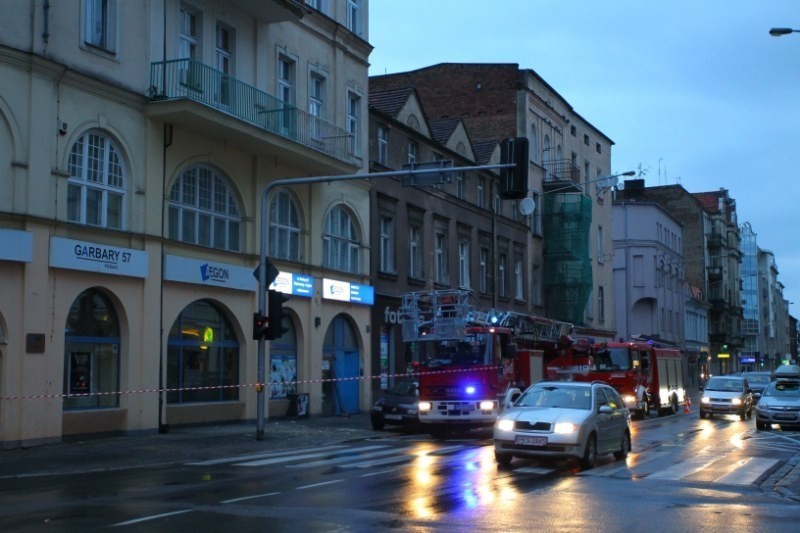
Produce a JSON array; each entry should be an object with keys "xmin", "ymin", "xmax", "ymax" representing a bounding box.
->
[
  {"xmin": 63, "ymin": 288, "xmax": 121, "ymax": 410},
  {"xmin": 167, "ymin": 300, "xmax": 239, "ymax": 403}
]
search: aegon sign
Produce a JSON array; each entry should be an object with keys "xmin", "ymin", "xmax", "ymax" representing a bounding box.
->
[{"xmin": 164, "ymin": 255, "xmax": 256, "ymax": 291}]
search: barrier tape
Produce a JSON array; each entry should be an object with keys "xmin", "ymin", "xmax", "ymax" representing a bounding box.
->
[{"xmin": 0, "ymin": 365, "xmax": 501, "ymax": 401}]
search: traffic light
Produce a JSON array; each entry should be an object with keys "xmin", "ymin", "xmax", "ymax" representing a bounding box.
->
[
  {"xmin": 252, "ymin": 312, "xmax": 268, "ymax": 340},
  {"xmin": 499, "ymin": 137, "xmax": 529, "ymax": 200},
  {"xmin": 266, "ymin": 289, "xmax": 290, "ymax": 340}
]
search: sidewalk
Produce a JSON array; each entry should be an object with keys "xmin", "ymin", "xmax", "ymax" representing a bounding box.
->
[{"xmin": 0, "ymin": 413, "xmax": 376, "ymax": 479}]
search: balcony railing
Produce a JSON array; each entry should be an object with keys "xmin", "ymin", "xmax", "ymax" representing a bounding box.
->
[
  {"xmin": 544, "ymin": 159, "xmax": 581, "ymax": 183},
  {"xmin": 148, "ymin": 59, "xmax": 357, "ymax": 166}
]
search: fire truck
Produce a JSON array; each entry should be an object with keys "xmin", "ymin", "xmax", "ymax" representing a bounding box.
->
[
  {"xmin": 400, "ymin": 289, "xmax": 570, "ymax": 436},
  {"xmin": 546, "ymin": 336, "xmax": 686, "ymax": 418}
]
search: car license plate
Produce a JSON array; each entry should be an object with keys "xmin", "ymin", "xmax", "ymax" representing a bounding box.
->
[
  {"xmin": 385, "ymin": 414, "xmax": 403, "ymax": 420},
  {"xmin": 774, "ymin": 414, "xmax": 796, "ymax": 421},
  {"xmin": 515, "ymin": 435, "xmax": 547, "ymax": 446}
]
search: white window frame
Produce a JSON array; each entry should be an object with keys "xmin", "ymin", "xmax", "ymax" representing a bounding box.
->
[
  {"xmin": 309, "ymin": 72, "xmax": 326, "ymax": 140},
  {"xmin": 456, "ymin": 172, "xmax": 465, "ymax": 199},
  {"xmin": 278, "ymin": 53, "xmax": 296, "ymax": 134},
  {"xmin": 215, "ymin": 22, "xmax": 234, "ymax": 106},
  {"xmin": 269, "ymin": 189, "xmax": 301, "ymax": 261},
  {"xmin": 479, "ymin": 247, "xmax": 488, "ymax": 293},
  {"xmin": 323, "ymin": 205, "xmax": 360, "ymax": 274},
  {"xmin": 84, "ymin": 0, "xmax": 117, "ymax": 52},
  {"xmin": 514, "ymin": 257, "xmax": 524, "ymax": 300},
  {"xmin": 380, "ymin": 215, "xmax": 395, "ymax": 274},
  {"xmin": 347, "ymin": 89, "xmax": 361, "ymax": 157},
  {"xmin": 435, "ymin": 232, "xmax": 448, "ymax": 284},
  {"xmin": 376, "ymin": 125, "xmax": 388, "ymax": 165},
  {"xmin": 409, "ymin": 224, "xmax": 422, "ymax": 279},
  {"xmin": 67, "ymin": 130, "xmax": 126, "ymax": 230},
  {"xmin": 458, "ymin": 240, "xmax": 470, "ymax": 289},
  {"xmin": 168, "ymin": 165, "xmax": 242, "ymax": 251},
  {"xmin": 347, "ymin": 0, "xmax": 361, "ymax": 35},
  {"xmin": 407, "ymin": 140, "xmax": 417, "ymax": 164}
]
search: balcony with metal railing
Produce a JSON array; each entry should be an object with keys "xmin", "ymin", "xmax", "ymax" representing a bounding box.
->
[
  {"xmin": 147, "ymin": 59, "xmax": 357, "ymax": 168},
  {"xmin": 543, "ymin": 159, "xmax": 582, "ymax": 193}
]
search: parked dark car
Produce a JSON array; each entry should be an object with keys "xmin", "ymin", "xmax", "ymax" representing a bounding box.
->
[
  {"xmin": 741, "ymin": 371, "xmax": 772, "ymax": 402},
  {"xmin": 370, "ymin": 380, "xmax": 420, "ymax": 431}
]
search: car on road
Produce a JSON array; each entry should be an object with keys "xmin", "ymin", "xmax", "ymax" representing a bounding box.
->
[
  {"xmin": 772, "ymin": 364, "xmax": 800, "ymax": 381},
  {"xmin": 699, "ymin": 375, "xmax": 753, "ymax": 420},
  {"xmin": 740, "ymin": 371, "xmax": 772, "ymax": 403},
  {"xmin": 755, "ymin": 379, "xmax": 800, "ymax": 430},
  {"xmin": 493, "ymin": 380, "xmax": 631, "ymax": 470},
  {"xmin": 370, "ymin": 380, "xmax": 420, "ymax": 431}
]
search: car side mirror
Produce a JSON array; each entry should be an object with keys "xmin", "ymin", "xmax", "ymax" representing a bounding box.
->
[
  {"xmin": 503, "ymin": 387, "xmax": 522, "ymax": 409},
  {"xmin": 598, "ymin": 405, "xmax": 613, "ymax": 414}
]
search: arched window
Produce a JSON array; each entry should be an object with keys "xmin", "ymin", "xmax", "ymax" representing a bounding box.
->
[
  {"xmin": 168, "ymin": 165, "xmax": 241, "ymax": 251},
  {"xmin": 67, "ymin": 130, "xmax": 125, "ymax": 229},
  {"xmin": 323, "ymin": 205, "xmax": 360, "ymax": 273},
  {"xmin": 64, "ymin": 289, "xmax": 121, "ymax": 409},
  {"xmin": 167, "ymin": 300, "xmax": 239, "ymax": 403},
  {"xmin": 269, "ymin": 189, "xmax": 301, "ymax": 261}
]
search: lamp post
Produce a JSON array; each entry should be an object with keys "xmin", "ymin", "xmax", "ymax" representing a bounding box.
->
[{"xmin": 769, "ymin": 27, "xmax": 800, "ymax": 37}]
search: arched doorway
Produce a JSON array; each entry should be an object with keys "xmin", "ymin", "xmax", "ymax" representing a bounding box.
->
[
  {"xmin": 63, "ymin": 288, "xmax": 121, "ymax": 409},
  {"xmin": 322, "ymin": 314, "xmax": 360, "ymax": 415},
  {"xmin": 167, "ymin": 300, "xmax": 239, "ymax": 403}
]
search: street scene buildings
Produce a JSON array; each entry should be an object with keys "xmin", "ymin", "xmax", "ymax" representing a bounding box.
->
[{"xmin": 0, "ymin": 0, "xmax": 796, "ymax": 448}]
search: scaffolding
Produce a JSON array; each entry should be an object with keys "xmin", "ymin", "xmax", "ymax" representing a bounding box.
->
[{"xmin": 544, "ymin": 193, "xmax": 593, "ymax": 324}]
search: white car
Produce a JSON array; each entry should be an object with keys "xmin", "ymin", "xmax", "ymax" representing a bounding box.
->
[{"xmin": 494, "ymin": 381, "xmax": 631, "ymax": 470}]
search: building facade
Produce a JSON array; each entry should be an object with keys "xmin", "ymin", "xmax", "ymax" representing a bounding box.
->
[
  {"xmin": 370, "ymin": 64, "xmax": 617, "ymax": 340},
  {"xmin": 0, "ymin": 0, "xmax": 374, "ymax": 448},
  {"xmin": 611, "ymin": 199, "xmax": 685, "ymax": 345}
]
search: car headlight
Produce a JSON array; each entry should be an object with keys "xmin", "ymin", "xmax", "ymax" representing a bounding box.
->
[
  {"xmin": 701, "ymin": 396, "xmax": 710, "ymax": 404},
  {"xmin": 553, "ymin": 422, "xmax": 578, "ymax": 434},
  {"xmin": 418, "ymin": 401, "xmax": 432, "ymax": 412},
  {"xmin": 479, "ymin": 400, "xmax": 495, "ymax": 411},
  {"xmin": 731, "ymin": 398, "xmax": 742, "ymax": 406},
  {"xmin": 622, "ymin": 395, "xmax": 636, "ymax": 404},
  {"xmin": 496, "ymin": 418, "xmax": 515, "ymax": 432}
]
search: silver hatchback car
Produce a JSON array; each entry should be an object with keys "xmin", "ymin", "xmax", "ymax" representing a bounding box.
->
[
  {"xmin": 494, "ymin": 381, "xmax": 631, "ymax": 470},
  {"xmin": 699, "ymin": 375, "xmax": 753, "ymax": 420}
]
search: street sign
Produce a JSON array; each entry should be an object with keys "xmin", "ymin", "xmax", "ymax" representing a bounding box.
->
[
  {"xmin": 253, "ymin": 258, "xmax": 279, "ymax": 287},
  {"xmin": 401, "ymin": 160, "xmax": 454, "ymax": 186}
]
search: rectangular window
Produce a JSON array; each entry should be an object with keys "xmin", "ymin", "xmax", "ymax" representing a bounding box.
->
[
  {"xmin": 477, "ymin": 177, "xmax": 486, "ymax": 208},
  {"xmin": 514, "ymin": 257, "xmax": 524, "ymax": 300},
  {"xmin": 407, "ymin": 140, "xmax": 417, "ymax": 164},
  {"xmin": 596, "ymin": 142, "xmax": 602, "ymax": 154},
  {"xmin": 498, "ymin": 254, "xmax": 507, "ymax": 298},
  {"xmin": 309, "ymin": 73, "xmax": 325, "ymax": 140},
  {"xmin": 376, "ymin": 125, "xmax": 388, "ymax": 165},
  {"xmin": 215, "ymin": 23, "xmax": 234, "ymax": 106},
  {"xmin": 479, "ymin": 247, "xmax": 488, "ymax": 293},
  {"xmin": 409, "ymin": 224, "xmax": 422, "ymax": 278},
  {"xmin": 435, "ymin": 232, "xmax": 448, "ymax": 283},
  {"xmin": 532, "ymin": 263, "xmax": 542, "ymax": 306},
  {"xmin": 278, "ymin": 56, "xmax": 296, "ymax": 133},
  {"xmin": 459, "ymin": 240, "xmax": 470, "ymax": 288},
  {"xmin": 597, "ymin": 225, "xmax": 604, "ymax": 263},
  {"xmin": 456, "ymin": 172, "xmax": 465, "ymax": 199},
  {"xmin": 84, "ymin": 0, "xmax": 116, "ymax": 52},
  {"xmin": 178, "ymin": 5, "xmax": 200, "ymax": 87},
  {"xmin": 347, "ymin": 0, "xmax": 360, "ymax": 35},
  {"xmin": 584, "ymin": 134, "xmax": 590, "ymax": 146},
  {"xmin": 347, "ymin": 90, "xmax": 361, "ymax": 156},
  {"xmin": 380, "ymin": 215, "xmax": 395, "ymax": 273}
]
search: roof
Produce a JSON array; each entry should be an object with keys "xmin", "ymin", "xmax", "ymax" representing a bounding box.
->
[
  {"xmin": 368, "ymin": 87, "xmax": 415, "ymax": 118},
  {"xmin": 692, "ymin": 191, "xmax": 723, "ymax": 213},
  {"xmin": 471, "ymin": 139, "xmax": 498, "ymax": 165},
  {"xmin": 428, "ymin": 117, "xmax": 462, "ymax": 145}
]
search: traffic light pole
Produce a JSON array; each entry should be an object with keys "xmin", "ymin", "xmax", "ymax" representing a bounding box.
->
[{"xmin": 255, "ymin": 163, "xmax": 514, "ymax": 440}]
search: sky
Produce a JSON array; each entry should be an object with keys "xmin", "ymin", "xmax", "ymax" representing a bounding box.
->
[{"xmin": 368, "ymin": 0, "xmax": 800, "ymax": 313}]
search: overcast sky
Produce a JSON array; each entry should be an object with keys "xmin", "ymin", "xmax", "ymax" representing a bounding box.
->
[{"xmin": 368, "ymin": 0, "xmax": 800, "ymax": 314}]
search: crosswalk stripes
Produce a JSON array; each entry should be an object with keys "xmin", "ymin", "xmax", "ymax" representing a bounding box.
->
[{"xmin": 186, "ymin": 440, "xmax": 785, "ymax": 488}]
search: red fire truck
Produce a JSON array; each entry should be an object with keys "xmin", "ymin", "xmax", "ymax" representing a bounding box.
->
[
  {"xmin": 546, "ymin": 336, "xmax": 686, "ymax": 418},
  {"xmin": 400, "ymin": 290, "xmax": 570, "ymax": 436}
]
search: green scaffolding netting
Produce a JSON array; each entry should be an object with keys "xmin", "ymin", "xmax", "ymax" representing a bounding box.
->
[{"xmin": 543, "ymin": 193, "xmax": 593, "ymax": 324}]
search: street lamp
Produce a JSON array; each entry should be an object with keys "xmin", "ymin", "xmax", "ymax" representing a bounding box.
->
[
  {"xmin": 518, "ymin": 170, "xmax": 636, "ymax": 215},
  {"xmin": 769, "ymin": 27, "xmax": 800, "ymax": 37}
]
